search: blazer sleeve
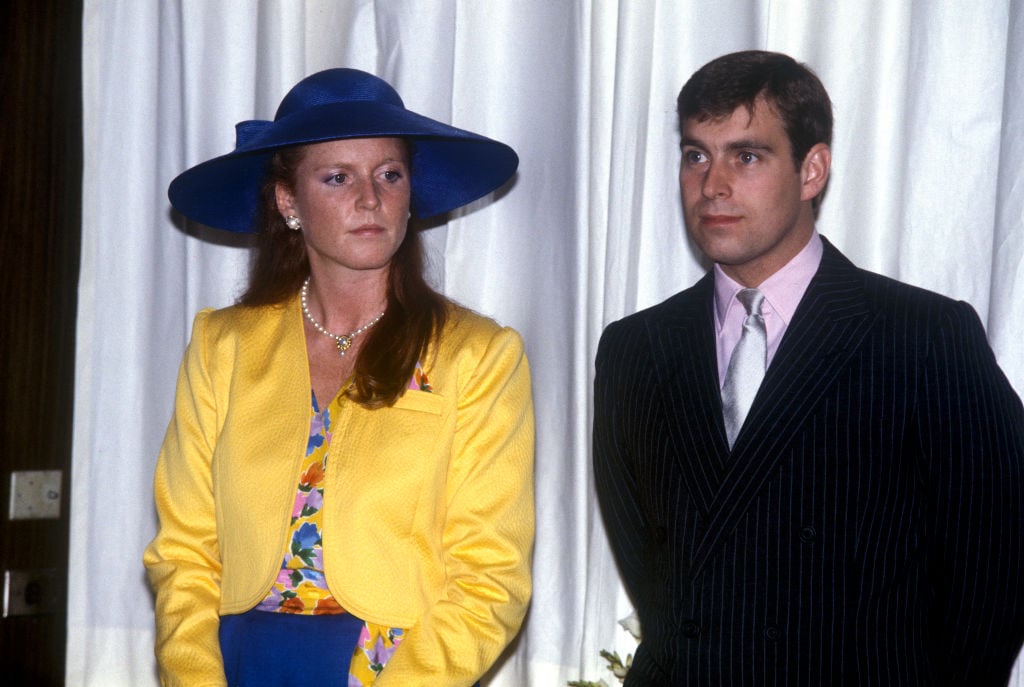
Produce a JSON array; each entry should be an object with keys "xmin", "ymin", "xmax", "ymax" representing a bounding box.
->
[
  {"xmin": 375, "ymin": 326, "xmax": 535, "ymax": 687},
  {"xmin": 592, "ymin": 319, "xmax": 654, "ymax": 612},
  {"xmin": 142, "ymin": 310, "xmax": 227, "ymax": 687},
  {"xmin": 921, "ymin": 300, "xmax": 1024, "ymax": 683}
]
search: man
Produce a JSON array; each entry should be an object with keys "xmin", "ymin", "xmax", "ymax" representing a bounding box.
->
[{"xmin": 593, "ymin": 50, "xmax": 1024, "ymax": 686}]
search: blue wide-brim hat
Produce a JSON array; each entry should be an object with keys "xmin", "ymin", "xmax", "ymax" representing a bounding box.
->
[{"xmin": 168, "ymin": 68, "xmax": 519, "ymax": 233}]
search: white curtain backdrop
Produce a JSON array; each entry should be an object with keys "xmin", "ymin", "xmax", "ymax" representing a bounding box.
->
[{"xmin": 71, "ymin": 0, "xmax": 1024, "ymax": 684}]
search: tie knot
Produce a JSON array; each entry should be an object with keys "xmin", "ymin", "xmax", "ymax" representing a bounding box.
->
[{"xmin": 736, "ymin": 288, "xmax": 764, "ymax": 317}]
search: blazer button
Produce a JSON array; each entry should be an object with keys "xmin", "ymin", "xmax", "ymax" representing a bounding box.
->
[
  {"xmin": 681, "ymin": 621, "xmax": 700, "ymax": 638},
  {"xmin": 764, "ymin": 625, "xmax": 780, "ymax": 641},
  {"xmin": 799, "ymin": 526, "xmax": 816, "ymax": 543}
]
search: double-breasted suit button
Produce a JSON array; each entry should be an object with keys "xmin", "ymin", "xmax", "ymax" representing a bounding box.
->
[
  {"xmin": 681, "ymin": 621, "xmax": 700, "ymax": 638},
  {"xmin": 799, "ymin": 526, "xmax": 816, "ymax": 543},
  {"xmin": 764, "ymin": 625, "xmax": 780, "ymax": 641}
]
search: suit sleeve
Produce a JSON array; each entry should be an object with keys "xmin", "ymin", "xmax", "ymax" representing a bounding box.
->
[
  {"xmin": 592, "ymin": 320, "xmax": 654, "ymax": 613},
  {"xmin": 374, "ymin": 326, "xmax": 535, "ymax": 687},
  {"xmin": 142, "ymin": 310, "xmax": 227, "ymax": 687},
  {"xmin": 922, "ymin": 300, "xmax": 1024, "ymax": 683}
]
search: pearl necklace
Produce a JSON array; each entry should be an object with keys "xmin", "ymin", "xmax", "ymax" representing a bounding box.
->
[{"xmin": 300, "ymin": 277, "xmax": 385, "ymax": 356}]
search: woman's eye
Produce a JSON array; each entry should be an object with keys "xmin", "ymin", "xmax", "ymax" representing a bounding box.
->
[
  {"xmin": 382, "ymin": 169, "xmax": 403, "ymax": 182},
  {"xmin": 328, "ymin": 173, "xmax": 347, "ymax": 185}
]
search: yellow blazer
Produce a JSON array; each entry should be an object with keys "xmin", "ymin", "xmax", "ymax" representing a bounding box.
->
[{"xmin": 143, "ymin": 296, "xmax": 535, "ymax": 687}]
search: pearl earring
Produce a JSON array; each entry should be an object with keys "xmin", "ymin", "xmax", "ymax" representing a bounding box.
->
[{"xmin": 285, "ymin": 215, "xmax": 302, "ymax": 231}]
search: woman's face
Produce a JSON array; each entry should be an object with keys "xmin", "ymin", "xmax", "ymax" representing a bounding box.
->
[{"xmin": 276, "ymin": 137, "xmax": 411, "ymax": 281}]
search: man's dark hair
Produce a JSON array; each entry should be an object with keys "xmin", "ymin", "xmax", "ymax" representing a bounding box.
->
[{"xmin": 677, "ymin": 50, "xmax": 833, "ymax": 169}]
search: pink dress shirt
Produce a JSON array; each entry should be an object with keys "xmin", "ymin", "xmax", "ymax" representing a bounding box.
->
[{"xmin": 714, "ymin": 233, "xmax": 824, "ymax": 387}]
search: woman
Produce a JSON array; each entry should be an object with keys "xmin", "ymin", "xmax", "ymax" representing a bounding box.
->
[{"xmin": 143, "ymin": 68, "xmax": 534, "ymax": 686}]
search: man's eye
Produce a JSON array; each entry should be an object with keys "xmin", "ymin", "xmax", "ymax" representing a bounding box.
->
[
  {"xmin": 329, "ymin": 173, "xmax": 347, "ymax": 185},
  {"xmin": 684, "ymin": 150, "xmax": 706, "ymax": 164},
  {"xmin": 739, "ymin": 152, "xmax": 758, "ymax": 164}
]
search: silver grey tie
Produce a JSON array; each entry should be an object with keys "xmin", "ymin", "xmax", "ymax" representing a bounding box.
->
[{"xmin": 721, "ymin": 288, "xmax": 766, "ymax": 448}]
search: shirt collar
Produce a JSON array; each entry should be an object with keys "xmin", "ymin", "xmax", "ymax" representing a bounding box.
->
[{"xmin": 713, "ymin": 231, "xmax": 823, "ymax": 332}]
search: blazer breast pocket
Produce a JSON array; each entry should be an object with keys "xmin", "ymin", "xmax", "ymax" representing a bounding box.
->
[
  {"xmin": 390, "ymin": 388, "xmax": 445, "ymax": 416},
  {"xmin": 339, "ymin": 390, "xmax": 451, "ymax": 514}
]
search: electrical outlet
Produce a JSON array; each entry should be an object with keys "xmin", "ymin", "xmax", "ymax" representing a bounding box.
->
[
  {"xmin": 8, "ymin": 470, "xmax": 62, "ymax": 520},
  {"xmin": 3, "ymin": 569, "xmax": 58, "ymax": 617}
]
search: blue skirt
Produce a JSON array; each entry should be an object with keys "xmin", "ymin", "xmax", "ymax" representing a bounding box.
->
[
  {"xmin": 219, "ymin": 609, "xmax": 483, "ymax": 686},
  {"xmin": 219, "ymin": 610, "xmax": 365, "ymax": 686}
]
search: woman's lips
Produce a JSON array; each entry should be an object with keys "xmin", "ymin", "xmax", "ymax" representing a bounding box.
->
[{"xmin": 351, "ymin": 223, "xmax": 385, "ymax": 235}]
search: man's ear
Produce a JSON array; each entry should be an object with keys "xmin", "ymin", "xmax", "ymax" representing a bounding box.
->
[{"xmin": 800, "ymin": 143, "xmax": 831, "ymax": 202}]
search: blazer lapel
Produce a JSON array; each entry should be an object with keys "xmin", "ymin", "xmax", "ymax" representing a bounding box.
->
[
  {"xmin": 646, "ymin": 274, "xmax": 731, "ymax": 516},
  {"xmin": 234, "ymin": 294, "xmax": 312, "ymax": 466},
  {"xmin": 688, "ymin": 239, "xmax": 881, "ymax": 573}
]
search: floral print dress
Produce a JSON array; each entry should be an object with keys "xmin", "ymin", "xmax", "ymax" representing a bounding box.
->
[{"xmin": 256, "ymin": 365, "xmax": 432, "ymax": 684}]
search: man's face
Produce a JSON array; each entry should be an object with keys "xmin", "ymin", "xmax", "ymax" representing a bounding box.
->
[{"xmin": 679, "ymin": 97, "xmax": 829, "ymax": 286}]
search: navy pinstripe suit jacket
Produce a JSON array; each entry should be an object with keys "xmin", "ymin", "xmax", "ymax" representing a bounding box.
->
[{"xmin": 593, "ymin": 239, "xmax": 1024, "ymax": 686}]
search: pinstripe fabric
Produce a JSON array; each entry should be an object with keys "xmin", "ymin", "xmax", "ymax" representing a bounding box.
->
[{"xmin": 593, "ymin": 239, "xmax": 1024, "ymax": 686}]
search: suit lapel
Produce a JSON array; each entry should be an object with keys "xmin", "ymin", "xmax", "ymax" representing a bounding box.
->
[
  {"xmin": 646, "ymin": 274, "xmax": 731, "ymax": 516},
  {"xmin": 688, "ymin": 240, "xmax": 881, "ymax": 573}
]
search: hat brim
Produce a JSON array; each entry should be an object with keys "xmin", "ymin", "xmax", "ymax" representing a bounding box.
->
[{"xmin": 168, "ymin": 101, "xmax": 518, "ymax": 233}]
